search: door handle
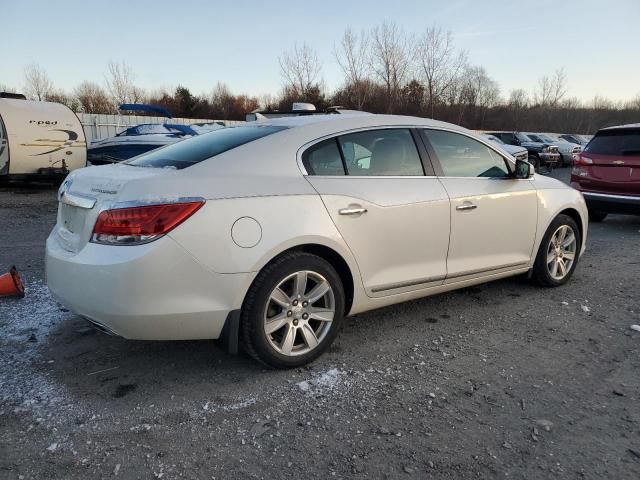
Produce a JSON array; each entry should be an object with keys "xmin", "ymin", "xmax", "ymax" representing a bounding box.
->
[
  {"xmin": 339, "ymin": 207, "xmax": 368, "ymax": 215},
  {"xmin": 456, "ymin": 203, "xmax": 477, "ymax": 211}
]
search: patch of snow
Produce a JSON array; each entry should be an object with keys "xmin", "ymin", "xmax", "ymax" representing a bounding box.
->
[
  {"xmin": 0, "ymin": 281, "xmax": 74, "ymax": 421},
  {"xmin": 297, "ymin": 368, "xmax": 342, "ymax": 393},
  {"xmin": 581, "ymin": 305, "xmax": 591, "ymax": 313},
  {"xmin": 631, "ymin": 325, "xmax": 640, "ymax": 333}
]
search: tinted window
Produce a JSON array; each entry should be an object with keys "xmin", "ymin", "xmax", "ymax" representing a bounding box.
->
[
  {"xmin": 127, "ymin": 125, "xmax": 287, "ymax": 169},
  {"xmin": 424, "ymin": 130, "xmax": 510, "ymax": 178},
  {"xmin": 338, "ymin": 129, "xmax": 424, "ymax": 176},
  {"xmin": 302, "ymin": 139, "xmax": 345, "ymax": 176},
  {"xmin": 584, "ymin": 129, "xmax": 640, "ymax": 156}
]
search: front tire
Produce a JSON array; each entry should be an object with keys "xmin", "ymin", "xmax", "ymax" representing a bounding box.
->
[
  {"xmin": 240, "ymin": 251, "xmax": 345, "ymax": 368},
  {"xmin": 532, "ymin": 214, "xmax": 581, "ymax": 287},
  {"xmin": 528, "ymin": 155, "xmax": 540, "ymax": 172}
]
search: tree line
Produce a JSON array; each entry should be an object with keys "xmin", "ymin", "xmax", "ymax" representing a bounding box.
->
[{"xmin": 3, "ymin": 23, "xmax": 639, "ymax": 133}]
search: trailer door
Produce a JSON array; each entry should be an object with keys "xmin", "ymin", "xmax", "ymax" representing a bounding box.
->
[{"xmin": 0, "ymin": 113, "xmax": 8, "ymax": 175}]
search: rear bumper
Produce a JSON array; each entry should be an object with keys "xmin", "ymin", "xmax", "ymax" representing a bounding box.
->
[
  {"xmin": 46, "ymin": 233, "xmax": 252, "ymax": 340},
  {"xmin": 581, "ymin": 191, "xmax": 640, "ymax": 215}
]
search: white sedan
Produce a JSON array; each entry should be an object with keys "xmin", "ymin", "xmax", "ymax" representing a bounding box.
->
[{"xmin": 46, "ymin": 114, "xmax": 588, "ymax": 368}]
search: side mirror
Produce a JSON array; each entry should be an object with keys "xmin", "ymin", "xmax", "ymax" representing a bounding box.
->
[{"xmin": 514, "ymin": 159, "xmax": 532, "ymax": 178}]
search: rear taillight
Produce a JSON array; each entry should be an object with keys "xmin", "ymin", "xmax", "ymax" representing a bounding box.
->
[
  {"xmin": 574, "ymin": 153, "xmax": 593, "ymax": 166},
  {"xmin": 572, "ymin": 153, "xmax": 592, "ymax": 178},
  {"xmin": 91, "ymin": 201, "xmax": 204, "ymax": 245}
]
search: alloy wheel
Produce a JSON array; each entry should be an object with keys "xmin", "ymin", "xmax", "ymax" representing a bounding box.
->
[
  {"xmin": 546, "ymin": 225, "xmax": 577, "ymax": 280},
  {"xmin": 263, "ymin": 270, "xmax": 335, "ymax": 356}
]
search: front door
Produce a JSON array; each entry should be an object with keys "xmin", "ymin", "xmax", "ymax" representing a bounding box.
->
[
  {"xmin": 421, "ymin": 129, "xmax": 538, "ymax": 281},
  {"xmin": 302, "ymin": 128, "xmax": 451, "ymax": 297}
]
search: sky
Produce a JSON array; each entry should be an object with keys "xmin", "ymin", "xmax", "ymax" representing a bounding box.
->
[{"xmin": 2, "ymin": 0, "xmax": 639, "ymax": 103}]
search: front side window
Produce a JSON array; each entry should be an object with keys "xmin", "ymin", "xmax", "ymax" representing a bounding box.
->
[
  {"xmin": 127, "ymin": 125, "xmax": 287, "ymax": 169},
  {"xmin": 424, "ymin": 130, "xmax": 510, "ymax": 178},
  {"xmin": 338, "ymin": 129, "xmax": 424, "ymax": 176}
]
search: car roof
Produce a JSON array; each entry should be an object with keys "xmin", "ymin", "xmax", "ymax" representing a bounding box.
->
[{"xmin": 253, "ymin": 113, "xmax": 469, "ymax": 134}]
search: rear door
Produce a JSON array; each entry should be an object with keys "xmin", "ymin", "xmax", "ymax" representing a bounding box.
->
[
  {"xmin": 303, "ymin": 128, "xmax": 451, "ymax": 297},
  {"xmin": 580, "ymin": 128, "xmax": 640, "ymax": 195}
]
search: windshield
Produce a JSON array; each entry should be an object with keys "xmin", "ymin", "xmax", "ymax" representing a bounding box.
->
[
  {"xmin": 515, "ymin": 133, "xmax": 530, "ymax": 142},
  {"xmin": 484, "ymin": 135, "xmax": 504, "ymax": 144},
  {"xmin": 127, "ymin": 125, "xmax": 287, "ymax": 169},
  {"xmin": 537, "ymin": 134, "xmax": 555, "ymax": 143}
]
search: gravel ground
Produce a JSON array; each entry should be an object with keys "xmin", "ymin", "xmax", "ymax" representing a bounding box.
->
[{"xmin": 1, "ymin": 169, "xmax": 639, "ymax": 479}]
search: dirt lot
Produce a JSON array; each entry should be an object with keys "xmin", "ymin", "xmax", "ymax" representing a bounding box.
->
[{"xmin": 1, "ymin": 169, "xmax": 639, "ymax": 480}]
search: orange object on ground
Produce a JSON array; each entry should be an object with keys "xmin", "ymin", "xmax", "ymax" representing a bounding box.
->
[{"xmin": 0, "ymin": 266, "xmax": 25, "ymax": 298}]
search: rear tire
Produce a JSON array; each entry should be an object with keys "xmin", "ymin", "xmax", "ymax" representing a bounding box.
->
[
  {"xmin": 240, "ymin": 251, "xmax": 345, "ymax": 369},
  {"xmin": 532, "ymin": 214, "xmax": 581, "ymax": 287},
  {"xmin": 588, "ymin": 210, "xmax": 608, "ymax": 222}
]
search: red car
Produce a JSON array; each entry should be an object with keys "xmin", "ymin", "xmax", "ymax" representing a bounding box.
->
[{"xmin": 570, "ymin": 124, "xmax": 640, "ymax": 221}]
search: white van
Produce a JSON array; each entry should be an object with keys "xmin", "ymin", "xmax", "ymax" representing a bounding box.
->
[{"xmin": 0, "ymin": 94, "xmax": 86, "ymax": 180}]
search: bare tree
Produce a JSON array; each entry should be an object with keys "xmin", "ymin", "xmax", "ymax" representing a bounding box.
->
[
  {"xmin": 508, "ymin": 89, "xmax": 529, "ymax": 109},
  {"xmin": 105, "ymin": 60, "xmax": 136, "ymax": 107},
  {"xmin": 534, "ymin": 68, "xmax": 567, "ymax": 107},
  {"xmin": 414, "ymin": 26, "xmax": 467, "ymax": 118},
  {"xmin": 368, "ymin": 22, "xmax": 410, "ymax": 112},
  {"xmin": 334, "ymin": 27, "xmax": 371, "ymax": 109},
  {"xmin": 23, "ymin": 63, "xmax": 53, "ymax": 101},
  {"xmin": 0, "ymin": 84, "xmax": 17, "ymax": 93},
  {"xmin": 74, "ymin": 81, "xmax": 112, "ymax": 113},
  {"xmin": 279, "ymin": 43, "xmax": 322, "ymax": 100}
]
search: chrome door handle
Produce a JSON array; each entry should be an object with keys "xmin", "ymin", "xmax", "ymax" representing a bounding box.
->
[
  {"xmin": 456, "ymin": 203, "xmax": 477, "ymax": 211},
  {"xmin": 339, "ymin": 207, "xmax": 367, "ymax": 215}
]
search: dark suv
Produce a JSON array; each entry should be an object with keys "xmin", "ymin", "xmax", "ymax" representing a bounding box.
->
[
  {"xmin": 486, "ymin": 131, "xmax": 560, "ymax": 170},
  {"xmin": 570, "ymin": 124, "xmax": 640, "ymax": 221}
]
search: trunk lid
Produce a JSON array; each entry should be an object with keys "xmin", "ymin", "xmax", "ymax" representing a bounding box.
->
[{"xmin": 54, "ymin": 164, "xmax": 168, "ymax": 253}]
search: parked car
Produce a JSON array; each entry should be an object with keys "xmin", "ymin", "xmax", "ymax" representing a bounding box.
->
[
  {"xmin": 570, "ymin": 123, "xmax": 640, "ymax": 221},
  {"xmin": 480, "ymin": 134, "xmax": 529, "ymax": 163},
  {"xmin": 485, "ymin": 131, "xmax": 560, "ymax": 170},
  {"xmin": 87, "ymin": 104, "xmax": 223, "ymax": 165},
  {"xmin": 558, "ymin": 134, "xmax": 590, "ymax": 146},
  {"xmin": 46, "ymin": 114, "xmax": 588, "ymax": 368},
  {"xmin": 524, "ymin": 133, "xmax": 581, "ymax": 167}
]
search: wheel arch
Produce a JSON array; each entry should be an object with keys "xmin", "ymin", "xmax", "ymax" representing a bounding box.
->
[
  {"xmin": 252, "ymin": 243, "xmax": 356, "ymax": 316},
  {"xmin": 558, "ymin": 207, "xmax": 584, "ymax": 244}
]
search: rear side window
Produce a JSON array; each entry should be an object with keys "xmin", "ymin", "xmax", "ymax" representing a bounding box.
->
[
  {"xmin": 338, "ymin": 129, "xmax": 424, "ymax": 176},
  {"xmin": 302, "ymin": 139, "xmax": 345, "ymax": 175},
  {"xmin": 127, "ymin": 125, "xmax": 287, "ymax": 169},
  {"xmin": 584, "ymin": 129, "xmax": 640, "ymax": 155}
]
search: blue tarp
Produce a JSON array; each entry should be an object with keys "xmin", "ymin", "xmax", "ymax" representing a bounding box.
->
[{"xmin": 119, "ymin": 104, "xmax": 173, "ymax": 118}]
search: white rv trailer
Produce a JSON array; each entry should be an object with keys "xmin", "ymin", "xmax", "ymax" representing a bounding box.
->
[{"xmin": 0, "ymin": 94, "xmax": 86, "ymax": 180}]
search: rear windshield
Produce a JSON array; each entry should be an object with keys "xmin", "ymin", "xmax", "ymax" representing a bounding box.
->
[
  {"xmin": 127, "ymin": 125, "xmax": 287, "ymax": 169},
  {"xmin": 585, "ymin": 129, "xmax": 640, "ymax": 156}
]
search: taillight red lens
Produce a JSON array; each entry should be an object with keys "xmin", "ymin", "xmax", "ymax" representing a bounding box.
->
[
  {"xmin": 92, "ymin": 201, "xmax": 204, "ymax": 245},
  {"xmin": 574, "ymin": 153, "xmax": 593, "ymax": 166}
]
